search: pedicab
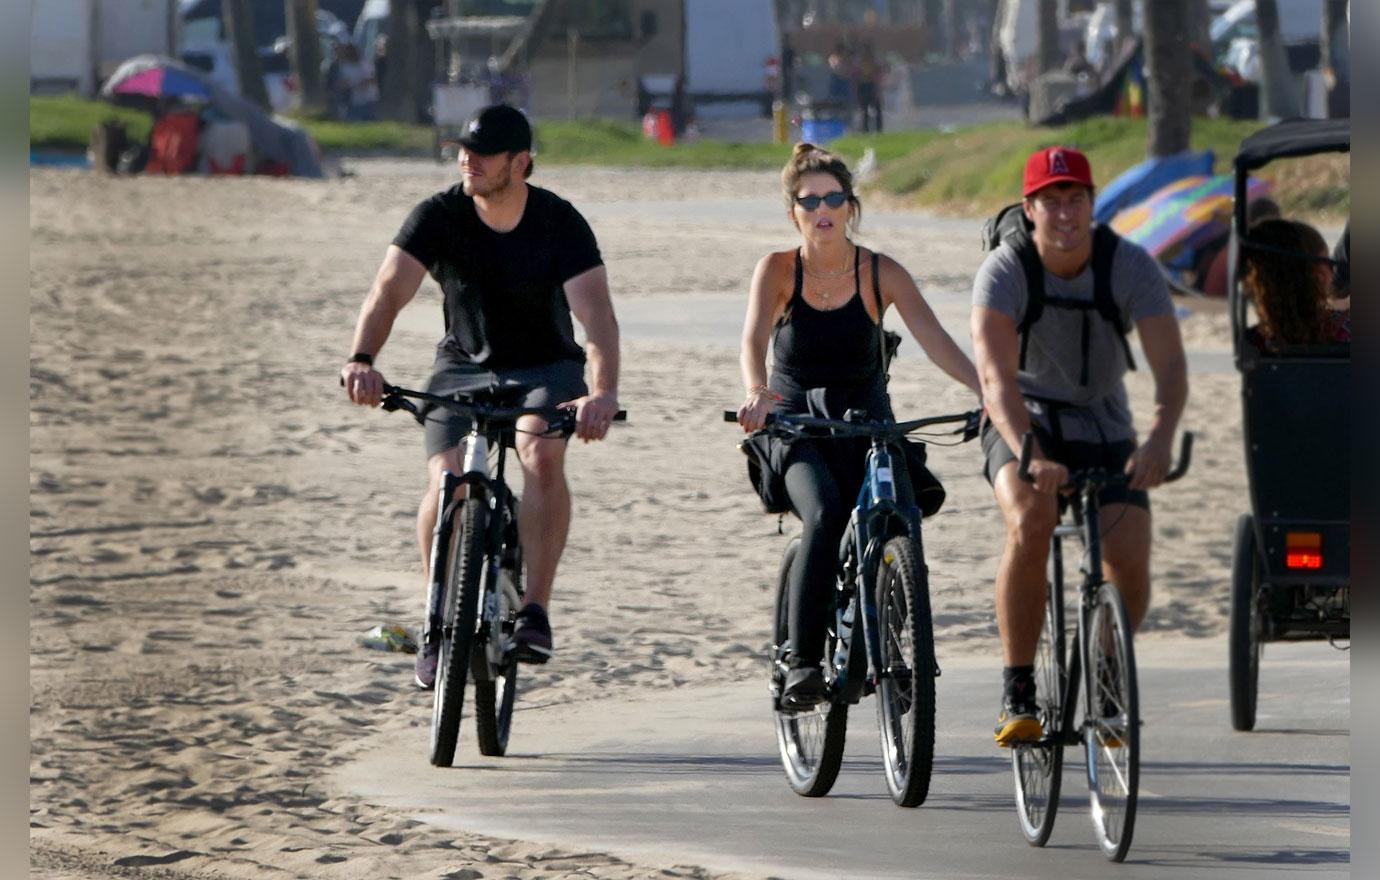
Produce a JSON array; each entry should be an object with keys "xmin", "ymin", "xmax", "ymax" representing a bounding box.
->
[{"xmin": 1226, "ymin": 118, "xmax": 1349, "ymax": 732}]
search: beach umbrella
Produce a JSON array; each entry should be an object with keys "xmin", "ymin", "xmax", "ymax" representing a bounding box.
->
[
  {"xmin": 1109, "ymin": 173, "xmax": 1271, "ymax": 271},
  {"xmin": 101, "ymin": 56, "xmax": 214, "ymax": 110}
]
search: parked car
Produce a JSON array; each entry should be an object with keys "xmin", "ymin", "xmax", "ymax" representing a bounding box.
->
[
  {"xmin": 180, "ymin": 0, "xmax": 351, "ymax": 111},
  {"xmin": 1211, "ymin": 0, "xmax": 1323, "ymax": 80}
]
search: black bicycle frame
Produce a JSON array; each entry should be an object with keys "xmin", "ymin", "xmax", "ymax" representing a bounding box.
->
[
  {"xmin": 421, "ymin": 434, "xmax": 513, "ymax": 654},
  {"xmin": 1047, "ymin": 487, "xmax": 1108, "ymax": 747}
]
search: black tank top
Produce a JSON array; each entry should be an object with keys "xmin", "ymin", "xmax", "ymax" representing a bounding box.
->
[{"xmin": 771, "ymin": 246, "xmax": 882, "ymax": 388}]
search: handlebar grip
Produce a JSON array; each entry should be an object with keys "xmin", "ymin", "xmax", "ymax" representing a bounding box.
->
[
  {"xmin": 613, "ymin": 410, "xmax": 628, "ymax": 421},
  {"xmin": 1165, "ymin": 432, "xmax": 1194, "ymax": 483},
  {"xmin": 1017, "ymin": 432, "xmax": 1036, "ymax": 483},
  {"xmin": 723, "ymin": 410, "xmax": 739, "ymax": 422}
]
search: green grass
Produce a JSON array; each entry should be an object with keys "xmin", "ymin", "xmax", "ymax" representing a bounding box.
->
[
  {"xmin": 30, "ymin": 94, "xmax": 1346, "ymax": 219},
  {"xmin": 30, "ymin": 94, "xmax": 153, "ymax": 149},
  {"xmin": 860, "ymin": 115, "xmax": 1348, "ymax": 220}
]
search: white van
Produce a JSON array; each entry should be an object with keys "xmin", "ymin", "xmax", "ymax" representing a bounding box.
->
[{"xmin": 683, "ymin": 0, "xmax": 779, "ymax": 118}]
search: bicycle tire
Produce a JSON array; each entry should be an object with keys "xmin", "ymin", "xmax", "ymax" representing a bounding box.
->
[
  {"xmin": 772, "ymin": 536, "xmax": 847, "ymax": 798},
  {"xmin": 1014, "ymin": 537, "xmax": 1067, "ymax": 845},
  {"xmin": 1228, "ymin": 514, "xmax": 1262, "ymax": 732},
  {"xmin": 429, "ymin": 497, "xmax": 486, "ymax": 768},
  {"xmin": 874, "ymin": 535, "xmax": 935, "ymax": 808},
  {"xmin": 475, "ymin": 495, "xmax": 522, "ymax": 757},
  {"xmin": 1084, "ymin": 581, "xmax": 1140, "ymax": 862}
]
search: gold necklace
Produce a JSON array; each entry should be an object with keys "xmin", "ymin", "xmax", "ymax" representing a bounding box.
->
[{"xmin": 808, "ymin": 266, "xmax": 851, "ymax": 304}]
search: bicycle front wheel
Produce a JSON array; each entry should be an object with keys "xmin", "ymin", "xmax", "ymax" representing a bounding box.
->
[
  {"xmin": 772, "ymin": 537, "xmax": 847, "ymax": 798},
  {"xmin": 1013, "ymin": 538, "xmax": 1067, "ymax": 846},
  {"xmin": 1084, "ymin": 581, "xmax": 1140, "ymax": 862},
  {"xmin": 874, "ymin": 536, "xmax": 935, "ymax": 808},
  {"xmin": 430, "ymin": 497, "xmax": 486, "ymax": 768}
]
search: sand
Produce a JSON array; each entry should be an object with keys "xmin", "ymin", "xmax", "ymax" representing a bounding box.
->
[{"xmin": 30, "ymin": 160, "xmax": 1251, "ymax": 878}]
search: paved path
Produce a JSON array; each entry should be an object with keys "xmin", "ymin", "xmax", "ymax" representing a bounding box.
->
[{"xmin": 337, "ymin": 637, "xmax": 1349, "ymax": 879}]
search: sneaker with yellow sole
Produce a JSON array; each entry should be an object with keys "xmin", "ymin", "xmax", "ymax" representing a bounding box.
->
[{"xmin": 994, "ymin": 699, "xmax": 1043, "ymax": 746}]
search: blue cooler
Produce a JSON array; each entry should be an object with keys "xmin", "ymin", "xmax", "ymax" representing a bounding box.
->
[{"xmin": 801, "ymin": 116, "xmax": 846, "ymax": 144}]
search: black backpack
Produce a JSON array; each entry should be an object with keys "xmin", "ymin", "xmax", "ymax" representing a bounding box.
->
[{"xmin": 980, "ymin": 203, "xmax": 1136, "ymax": 386}]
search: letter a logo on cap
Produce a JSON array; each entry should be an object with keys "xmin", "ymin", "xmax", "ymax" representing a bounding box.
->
[{"xmin": 1049, "ymin": 150, "xmax": 1070, "ymax": 175}]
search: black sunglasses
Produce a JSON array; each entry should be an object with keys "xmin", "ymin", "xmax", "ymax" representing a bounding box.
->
[{"xmin": 794, "ymin": 191, "xmax": 849, "ymax": 211}]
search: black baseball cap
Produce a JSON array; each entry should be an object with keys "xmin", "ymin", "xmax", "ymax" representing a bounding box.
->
[{"xmin": 453, "ymin": 104, "xmax": 532, "ymax": 155}]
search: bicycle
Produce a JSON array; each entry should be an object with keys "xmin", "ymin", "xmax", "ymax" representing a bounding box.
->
[
  {"xmin": 1009, "ymin": 430, "xmax": 1192, "ymax": 861},
  {"xmin": 380, "ymin": 383, "xmax": 626, "ymax": 767},
  {"xmin": 725, "ymin": 407, "xmax": 981, "ymax": 807}
]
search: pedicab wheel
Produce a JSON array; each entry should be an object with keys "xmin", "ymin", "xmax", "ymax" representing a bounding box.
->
[
  {"xmin": 1229, "ymin": 513, "xmax": 1263, "ymax": 732},
  {"xmin": 771, "ymin": 537, "xmax": 848, "ymax": 798}
]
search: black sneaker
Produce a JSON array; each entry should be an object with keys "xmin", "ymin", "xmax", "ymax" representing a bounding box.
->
[
  {"xmin": 781, "ymin": 665, "xmax": 827, "ymax": 710},
  {"xmin": 994, "ymin": 697, "xmax": 1042, "ymax": 747},
  {"xmin": 510, "ymin": 604, "xmax": 553, "ymax": 664},
  {"xmin": 414, "ymin": 643, "xmax": 438, "ymax": 690}
]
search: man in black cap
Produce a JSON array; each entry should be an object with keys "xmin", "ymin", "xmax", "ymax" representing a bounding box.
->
[{"xmin": 341, "ymin": 104, "xmax": 621, "ymax": 687}]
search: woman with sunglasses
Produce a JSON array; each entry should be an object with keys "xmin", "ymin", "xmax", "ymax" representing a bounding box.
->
[{"xmin": 736, "ymin": 142, "xmax": 981, "ymax": 707}]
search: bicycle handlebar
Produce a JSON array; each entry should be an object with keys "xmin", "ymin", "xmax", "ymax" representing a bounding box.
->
[
  {"xmin": 378, "ymin": 384, "xmax": 626, "ymax": 432},
  {"xmin": 723, "ymin": 408, "xmax": 981, "ymax": 441},
  {"xmin": 1017, "ymin": 431, "xmax": 1193, "ymax": 487}
]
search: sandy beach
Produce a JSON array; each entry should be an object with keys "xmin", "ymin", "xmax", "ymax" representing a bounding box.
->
[{"xmin": 31, "ymin": 159, "xmax": 1276, "ymax": 878}]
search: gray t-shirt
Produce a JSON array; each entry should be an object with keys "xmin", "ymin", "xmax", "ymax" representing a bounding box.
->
[{"xmin": 972, "ymin": 233, "xmax": 1172, "ymax": 443}]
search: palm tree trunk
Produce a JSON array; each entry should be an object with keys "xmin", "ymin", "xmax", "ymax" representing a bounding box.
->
[
  {"xmin": 1256, "ymin": 0, "xmax": 1301, "ymax": 118},
  {"xmin": 1037, "ymin": 0, "xmax": 1059, "ymax": 74},
  {"xmin": 381, "ymin": 0, "xmax": 425, "ymax": 123},
  {"xmin": 286, "ymin": 0, "xmax": 326, "ymax": 113},
  {"xmin": 1186, "ymin": 0, "xmax": 1211, "ymax": 53},
  {"xmin": 223, "ymin": 0, "xmax": 270, "ymax": 110},
  {"xmin": 1145, "ymin": 0, "xmax": 1192, "ymax": 156}
]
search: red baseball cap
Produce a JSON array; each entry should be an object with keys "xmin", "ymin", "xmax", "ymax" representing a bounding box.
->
[{"xmin": 1023, "ymin": 146, "xmax": 1094, "ymax": 197}]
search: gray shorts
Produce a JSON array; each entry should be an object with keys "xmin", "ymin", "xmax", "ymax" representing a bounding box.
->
[{"xmin": 422, "ymin": 357, "xmax": 588, "ymax": 459}]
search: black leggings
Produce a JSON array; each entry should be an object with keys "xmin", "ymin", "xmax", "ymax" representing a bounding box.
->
[{"xmin": 783, "ymin": 438, "xmax": 912, "ymax": 666}]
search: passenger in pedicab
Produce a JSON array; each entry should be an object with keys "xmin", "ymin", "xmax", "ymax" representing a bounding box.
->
[{"xmin": 1239, "ymin": 218, "xmax": 1350, "ymax": 352}]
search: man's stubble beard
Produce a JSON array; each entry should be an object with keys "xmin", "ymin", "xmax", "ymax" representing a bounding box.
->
[{"xmin": 462, "ymin": 158, "xmax": 515, "ymax": 198}]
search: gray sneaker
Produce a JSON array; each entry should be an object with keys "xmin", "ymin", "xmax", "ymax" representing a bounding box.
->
[
  {"xmin": 414, "ymin": 644, "xmax": 438, "ymax": 690},
  {"xmin": 510, "ymin": 604, "xmax": 553, "ymax": 664}
]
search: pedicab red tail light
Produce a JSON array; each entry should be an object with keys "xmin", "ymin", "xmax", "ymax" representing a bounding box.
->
[{"xmin": 1285, "ymin": 531, "xmax": 1323, "ymax": 570}]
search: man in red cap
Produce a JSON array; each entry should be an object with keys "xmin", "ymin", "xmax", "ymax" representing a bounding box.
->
[
  {"xmin": 341, "ymin": 104, "xmax": 622, "ymax": 686},
  {"xmin": 971, "ymin": 146, "xmax": 1188, "ymax": 745}
]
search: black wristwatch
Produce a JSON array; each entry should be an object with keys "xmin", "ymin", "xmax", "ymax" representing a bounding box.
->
[{"xmin": 349, "ymin": 352, "xmax": 374, "ymax": 366}]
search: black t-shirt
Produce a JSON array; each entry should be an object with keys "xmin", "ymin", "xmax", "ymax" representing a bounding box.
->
[{"xmin": 392, "ymin": 184, "xmax": 603, "ymax": 368}]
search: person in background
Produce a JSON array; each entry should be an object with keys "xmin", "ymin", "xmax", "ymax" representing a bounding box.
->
[
  {"xmin": 854, "ymin": 43, "xmax": 886, "ymax": 132},
  {"xmin": 336, "ymin": 43, "xmax": 380, "ymax": 121}
]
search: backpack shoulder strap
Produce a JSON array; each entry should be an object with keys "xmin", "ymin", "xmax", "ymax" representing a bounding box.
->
[
  {"xmin": 1011, "ymin": 233, "xmax": 1045, "ymax": 371},
  {"xmin": 1090, "ymin": 225, "xmax": 1136, "ymax": 372}
]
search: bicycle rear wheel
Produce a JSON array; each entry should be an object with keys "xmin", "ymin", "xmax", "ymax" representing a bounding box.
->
[
  {"xmin": 430, "ymin": 497, "xmax": 486, "ymax": 768},
  {"xmin": 475, "ymin": 495, "xmax": 521, "ymax": 757},
  {"xmin": 1084, "ymin": 581, "xmax": 1140, "ymax": 862},
  {"xmin": 875, "ymin": 536, "xmax": 935, "ymax": 808},
  {"xmin": 1013, "ymin": 537, "xmax": 1067, "ymax": 846},
  {"xmin": 772, "ymin": 537, "xmax": 847, "ymax": 798}
]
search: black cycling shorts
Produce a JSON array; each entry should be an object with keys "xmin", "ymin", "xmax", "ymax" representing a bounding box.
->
[
  {"xmin": 422, "ymin": 356, "xmax": 587, "ymax": 459},
  {"xmin": 980, "ymin": 419, "xmax": 1149, "ymax": 511}
]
